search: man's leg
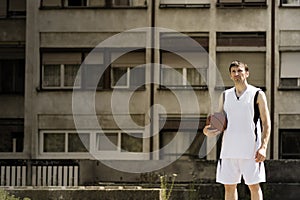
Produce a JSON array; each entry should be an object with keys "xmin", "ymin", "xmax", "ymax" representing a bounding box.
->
[
  {"xmin": 224, "ymin": 184, "xmax": 238, "ymax": 200},
  {"xmin": 248, "ymin": 184, "xmax": 263, "ymax": 200}
]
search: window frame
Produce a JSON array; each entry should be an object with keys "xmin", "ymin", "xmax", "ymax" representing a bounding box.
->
[
  {"xmin": 160, "ymin": 65, "xmax": 208, "ymax": 89},
  {"xmin": 0, "ymin": 118, "xmax": 24, "ymax": 154},
  {"xmin": 40, "ymin": 48, "xmax": 146, "ymax": 91},
  {"xmin": 279, "ymin": 51, "xmax": 300, "ymax": 90},
  {"xmin": 280, "ymin": 0, "xmax": 300, "ymax": 7},
  {"xmin": 0, "ymin": 0, "xmax": 26, "ymax": 18},
  {"xmin": 110, "ymin": 65, "xmax": 131, "ymax": 89},
  {"xmin": 40, "ymin": 130, "xmax": 90, "ymax": 154},
  {"xmin": 159, "ymin": 33, "xmax": 209, "ymax": 90},
  {"xmin": 0, "ymin": 59, "xmax": 25, "ymax": 94},
  {"xmin": 96, "ymin": 130, "xmax": 144, "ymax": 153},
  {"xmin": 159, "ymin": 116, "xmax": 207, "ymax": 160},
  {"xmin": 39, "ymin": 129, "xmax": 146, "ymax": 159},
  {"xmin": 42, "ymin": 63, "xmax": 81, "ymax": 89},
  {"xmin": 279, "ymin": 129, "xmax": 300, "ymax": 159},
  {"xmin": 216, "ymin": 32, "xmax": 267, "ymax": 89}
]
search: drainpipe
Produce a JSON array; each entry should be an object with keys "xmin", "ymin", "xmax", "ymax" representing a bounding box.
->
[
  {"xmin": 149, "ymin": 0, "xmax": 156, "ymax": 159},
  {"xmin": 270, "ymin": 0, "xmax": 275, "ymax": 159}
]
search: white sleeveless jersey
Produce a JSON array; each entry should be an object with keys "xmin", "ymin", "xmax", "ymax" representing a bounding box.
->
[{"xmin": 220, "ymin": 85, "xmax": 262, "ymax": 159}]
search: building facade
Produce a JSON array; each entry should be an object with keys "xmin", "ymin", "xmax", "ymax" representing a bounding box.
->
[{"xmin": 0, "ymin": 0, "xmax": 300, "ymax": 186}]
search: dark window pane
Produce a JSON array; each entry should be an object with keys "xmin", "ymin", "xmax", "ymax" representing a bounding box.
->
[
  {"xmin": 280, "ymin": 78, "xmax": 298, "ymax": 87},
  {"xmin": 217, "ymin": 32, "xmax": 266, "ymax": 47},
  {"xmin": 43, "ymin": 64, "xmax": 61, "ymax": 87},
  {"xmin": 97, "ymin": 132, "xmax": 118, "ymax": 151},
  {"xmin": 111, "ymin": 67, "xmax": 128, "ymax": 87},
  {"xmin": 64, "ymin": 64, "xmax": 80, "ymax": 87},
  {"xmin": 68, "ymin": 0, "xmax": 87, "ymax": 6},
  {"xmin": 130, "ymin": 67, "xmax": 145, "ymax": 87},
  {"xmin": 161, "ymin": 68, "xmax": 183, "ymax": 86},
  {"xmin": 11, "ymin": 132, "xmax": 24, "ymax": 152},
  {"xmin": 0, "ymin": 119, "xmax": 24, "ymax": 152},
  {"xmin": 121, "ymin": 133, "xmax": 142, "ymax": 152},
  {"xmin": 0, "ymin": 131, "xmax": 13, "ymax": 152},
  {"xmin": 159, "ymin": 117, "xmax": 207, "ymax": 160},
  {"xmin": 280, "ymin": 130, "xmax": 300, "ymax": 159},
  {"xmin": 44, "ymin": 133, "xmax": 65, "ymax": 152},
  {"xmin": 41, "ymin": 0, "xmax": 62, "ymax": 7},
  {"xmin": 114, "ymin": 0, "xmax": 130, "ymax": 6},
  {"xmin": 8, "ymin": 0, "xmax": 26, "ymax": 16},
  {"xmin": 0, "ymin": 0, "xmax": 7, "ymax": 17},
  {"xmin": 83, "ymin": 64, "xmax": 104, "ymax": 89},
  {"xmin": 0, "ymin": 59, "xmax": 24, "ymax": 93},
  {"xmin": 68, "ymin": 133, "xmax": 89, "ymax": 152}
]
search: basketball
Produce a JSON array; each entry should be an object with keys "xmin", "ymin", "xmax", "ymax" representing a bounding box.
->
[{"xmin": 206, "ymin": 112, "xmax": 227, "ymax": 132}]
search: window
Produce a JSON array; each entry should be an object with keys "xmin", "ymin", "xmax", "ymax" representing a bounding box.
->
[
  {"xmin": 159, "ymin": 0, "xmax": 210, "ymax": 8},
  {"xmin": 160, "ymin": 33, "xmax": 209, "ymax": 89},
  {"xmin": 40, "ymin": 0, "xmax": 62, "ymax": 7},
  {"xmin": 82, "ymin": 50, "xmax": 105, "ymax": 89},
  {"xmin": 216, "ymin": 0, "xmax": 267, "ymax": 8},
  {"xmin": 111, "ymin": 66, "xmax": 130, "ymax": 88},
  {"xmin": 0, "ymin": 60, "xmax": 25, "ymax": 94},
  {"xmin": 40, "ymin": 130, "xmax": 144, "ymax": 156},
  {"xmin": 42, "ymin": 131, "xmax": 90, "ymax": 153},
  {"xmin": 97, "ymin": 131, "xmax": 143, "ymax": 153},
  {"xmin": 40, "ymin": 0, "xmax": 145, "ymax": 8},
  {"xmin": 280, "ymin": 129, "xmax": 300, "ymax": 159},
  {"xmin": 216, "ymin": 32, "xmax": 266, "ymax": 88},
  {"xmin": 114, "ymin": 0, "xmax": 130, "ymax": 6},
  {"xmin": 217, "ymin": 52, "xmax": 266, "ymax": 87},
  {"xmin": 67, "ymin": 0, "xmax": 87, "ymax": 6},
  {"xmin": 0, "ymin": 119, "xmax": 24, "ymax": 153},
  {"xmin": 217, "ymin": 32, "xmax": 266, "ymax": 47},
  {"xmin": 42, "ymin": 52, "xmax": 81, "ymax": 89},
  {"xmin": 40, "ymin": 0, "xmax": 87, "ymax": 7},
  {"xmin": 41, "ymin": 49, "xmax": 145, "ymax": 90},
  {"xmin": 160, "ymin": 52, "xmax": 208, "ymax": 88},
  {"xmin": 281, "ymin": 0, "xmax": 300, "ymax": 7},
  {"xmin": 0, "ymin": 47, "xmax": 25, "ymax": 94},
  {"xmin": 159, "ymin": 117, "xmax": 207, "ymax": 160},
  {"xmin": 0, "ymin": 0, "xmax": 26, "ymax": 17},
  {"xmin": 110, "ymin": 50, "xmax": 146, "ymax": 89},
  {"xmin": 280, "ymin": 52, "xmax": 300, "ymax": 88}
]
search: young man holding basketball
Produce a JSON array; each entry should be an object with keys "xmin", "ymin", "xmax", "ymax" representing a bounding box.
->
[{"xmin": 203, "ymin": 60, "xmax": 271, "ymax": 200}]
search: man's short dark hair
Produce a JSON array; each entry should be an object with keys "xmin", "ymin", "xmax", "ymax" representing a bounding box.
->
[{"xmin": 229, "ymin": 60, "xmax": 249, "ymax": 72}]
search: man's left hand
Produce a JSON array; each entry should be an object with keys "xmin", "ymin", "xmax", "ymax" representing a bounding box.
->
[{"xmin": 255, "ymin": 147, "xmax": 267, "ymax": 162}]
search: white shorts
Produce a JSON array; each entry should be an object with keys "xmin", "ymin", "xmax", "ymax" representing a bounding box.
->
[{"xmin": 216, "ymin": 158, "xmax": 266, "ymax": 185}]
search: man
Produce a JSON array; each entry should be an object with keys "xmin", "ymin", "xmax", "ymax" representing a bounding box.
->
[{"xmin": 203, "ymin": 60, "xmax": 271, "ymax": 200}]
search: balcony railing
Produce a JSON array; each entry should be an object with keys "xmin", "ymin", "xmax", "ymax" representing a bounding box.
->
[{"xmin": 0, "ymin": 160, "xmax": 79, "ymax": 186}]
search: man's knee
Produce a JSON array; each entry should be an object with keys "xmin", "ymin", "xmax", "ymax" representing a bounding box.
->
[
  {"xmin": 224, "ymin": 184, "xmax": 237, "ymax": 192},
  {"xmin": 248, "ymin": 183, "xmax": 261, "ymax": 192}
]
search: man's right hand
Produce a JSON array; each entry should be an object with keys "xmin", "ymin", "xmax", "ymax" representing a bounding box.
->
[{"xmin": 203, "ymin": 125, "xmax": 221, "ymax": 137}]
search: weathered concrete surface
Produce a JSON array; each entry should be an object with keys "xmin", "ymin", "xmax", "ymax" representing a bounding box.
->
[
  {"xmin": 3, "ymin": 160, "xmax": 300, "ymax": 200},
  {"xmin": 78, "ymin": 159, "xmax": 300, "ymax": 184},
  {"xmin": 4, "ymin": 183, "xmax": 300, "ymax": 200},
  {"xmin": 4, "ymin": 187, "xmax": 161, "ymax": 200}
]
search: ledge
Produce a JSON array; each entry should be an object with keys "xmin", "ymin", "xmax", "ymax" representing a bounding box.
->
[
  {"xmin": 159, "ymin": 4, "xmax": 210, "ymax": 8},
  {"xmin": 278, "ymin": 86, "xmax": 300, "ymax": 91}
]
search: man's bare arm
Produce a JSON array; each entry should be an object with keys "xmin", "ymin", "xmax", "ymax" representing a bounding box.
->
[{"xmin": 255, "ymin": 91, "xmax": 271, "ymax": 162}]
